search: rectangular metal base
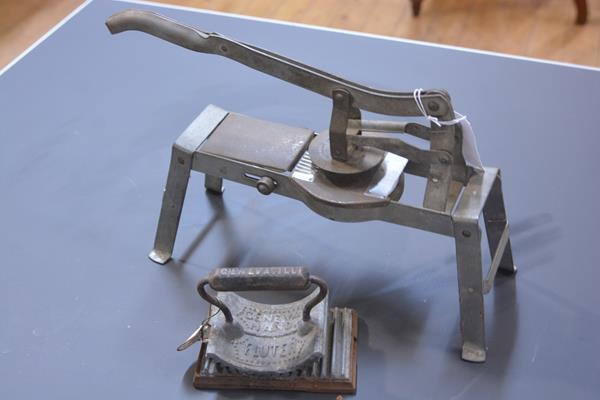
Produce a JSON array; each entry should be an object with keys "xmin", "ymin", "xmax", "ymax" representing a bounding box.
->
[{"xmin": 193, "ymin": 309, "xmax": 358, "ymax": 394}]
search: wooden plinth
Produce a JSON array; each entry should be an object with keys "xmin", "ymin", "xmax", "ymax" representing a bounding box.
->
[{"xmin": 192, "ymin": 310, "xmax": 358, "ymax": 394}]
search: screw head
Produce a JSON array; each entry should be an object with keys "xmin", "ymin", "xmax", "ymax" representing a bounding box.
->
[
  {"xmin": 256, "ymin": 176, "xmax": 276, "ymax": 195},
  {"xmin": 427, "ymin": 101, "xmax": 440, "ymax": 112}
]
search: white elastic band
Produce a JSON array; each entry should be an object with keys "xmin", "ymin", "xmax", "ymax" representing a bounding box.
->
[
  {"xmin": 413, "ymin": 88, "xmax": 483, "ymax": 170},
  {"xmin": 413, "ymin": 88, "xmax": 467, "ymax": 127}
]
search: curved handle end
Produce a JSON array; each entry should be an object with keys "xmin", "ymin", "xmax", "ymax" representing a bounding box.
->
[
  {"xmin": 105, "ymin": 9, "xmax": 139, "ymax": 35},
  {"xmin": 105, "ymin": 9, "xmax": 211, "ymax": 53}
]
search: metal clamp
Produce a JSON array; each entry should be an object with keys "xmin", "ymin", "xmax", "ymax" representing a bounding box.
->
[{"xmin": 197, "ymin": 267, "xmax": 327, "ymax": 323}]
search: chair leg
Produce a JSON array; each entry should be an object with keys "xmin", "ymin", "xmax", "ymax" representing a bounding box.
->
[
  {"xmin": 574, "ymin": 0, "xmax": 588, "ymax": 25},
  {"xmin": 454, "ymin": 218, "xmax": 486, "ymax": 362},
  {"xmin": 148, "ymin": 145, "xmax": 192, "ymax": 265},
  {"xmin": 411, "ymin": 0, "xmax": 423, "ymax": 16},
  {"xmin": 483, "ymin": 174, "xmax": 517, "ymax": 275}
]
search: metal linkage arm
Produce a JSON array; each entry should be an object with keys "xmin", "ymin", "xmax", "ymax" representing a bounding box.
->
[{"xmin": 105, "ymin": 9, "xmax": 452, "ymax": 118}]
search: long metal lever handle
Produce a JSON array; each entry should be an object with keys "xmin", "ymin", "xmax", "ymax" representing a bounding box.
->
[
  {"xmin": 106, "ymin": 9, "xmax": 214, "ymax": 52},
  {"xmin": 106, "ymin": 9, "xmax": 453, "ymax": 118},
  {"xmin": 197, "ymin": 267, "xmax": 327, "ymax": 323}
]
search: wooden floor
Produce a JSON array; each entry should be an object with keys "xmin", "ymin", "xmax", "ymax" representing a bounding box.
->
[{"xmin": 1, "ymin": 0, "xmax": 600, "ymax": 70}]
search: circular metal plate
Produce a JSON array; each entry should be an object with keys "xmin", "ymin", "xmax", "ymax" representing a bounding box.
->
[{"xmin": 308, "ymin": 132, "xmax": 385, "ymax": 179}]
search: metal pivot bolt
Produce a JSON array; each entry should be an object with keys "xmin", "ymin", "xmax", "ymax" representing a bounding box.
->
[{"xmin": 256, "ymin": 176, "xmax": 276, "ymax": 195}]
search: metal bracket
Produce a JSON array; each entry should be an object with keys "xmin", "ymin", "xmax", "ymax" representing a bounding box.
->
[{"xmin": 329, "ymin": 89, "xmax": 352, "ymax": 161}]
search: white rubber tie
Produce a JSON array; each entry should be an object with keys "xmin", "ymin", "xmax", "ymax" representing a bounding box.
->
[
  {"xmin": 413, "ymin": 88, "xmax": 466, "ymax": 127},
  {"xmin": 413, "ymin": 88, "xmax": 483, "ymax": 170}
]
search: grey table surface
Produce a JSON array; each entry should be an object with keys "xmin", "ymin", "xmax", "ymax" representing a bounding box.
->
[{"xmin": 1, "ymin": 0, "xmax": 599, "ymax": 399}]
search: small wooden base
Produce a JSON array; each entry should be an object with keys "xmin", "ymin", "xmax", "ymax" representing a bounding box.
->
[{"xmin": 193, "ymin": 310, "xmax": 358, "ymax": 394}]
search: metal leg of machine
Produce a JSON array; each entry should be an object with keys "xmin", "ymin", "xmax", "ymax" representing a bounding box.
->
[
  {"xmin": 148, "ymin": 145, "xmax": 192, "ymax": 265},
  {"xmin": 483, "ymin": 174, "xmax": 517, "ymax": 276},
  {"xmin": 453, "ymin": 218, "xmax": 486, "ymax": 362},
  {"xmin": 204, "ymin": 174, "xmax": 224, "ymax": 194},
  {"xmin": 149, "ymin": 106, "xmax": 229, "ymax": 265},
  {"xmin": 452, "ymin": 168, "xmax": 516, "ymax": 362}
]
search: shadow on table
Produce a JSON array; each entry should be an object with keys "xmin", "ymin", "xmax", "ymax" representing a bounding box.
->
[
  {"xmin": 343, "ymin": 279, "xmax": 432, "ymax": 361},
  {"xmin": 178, "ymin": 194, "xmax": 227, "ymax": 264},
  {"xmin": 165, "ymin": 191, "xmax": 253, "ymax": 271}
]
